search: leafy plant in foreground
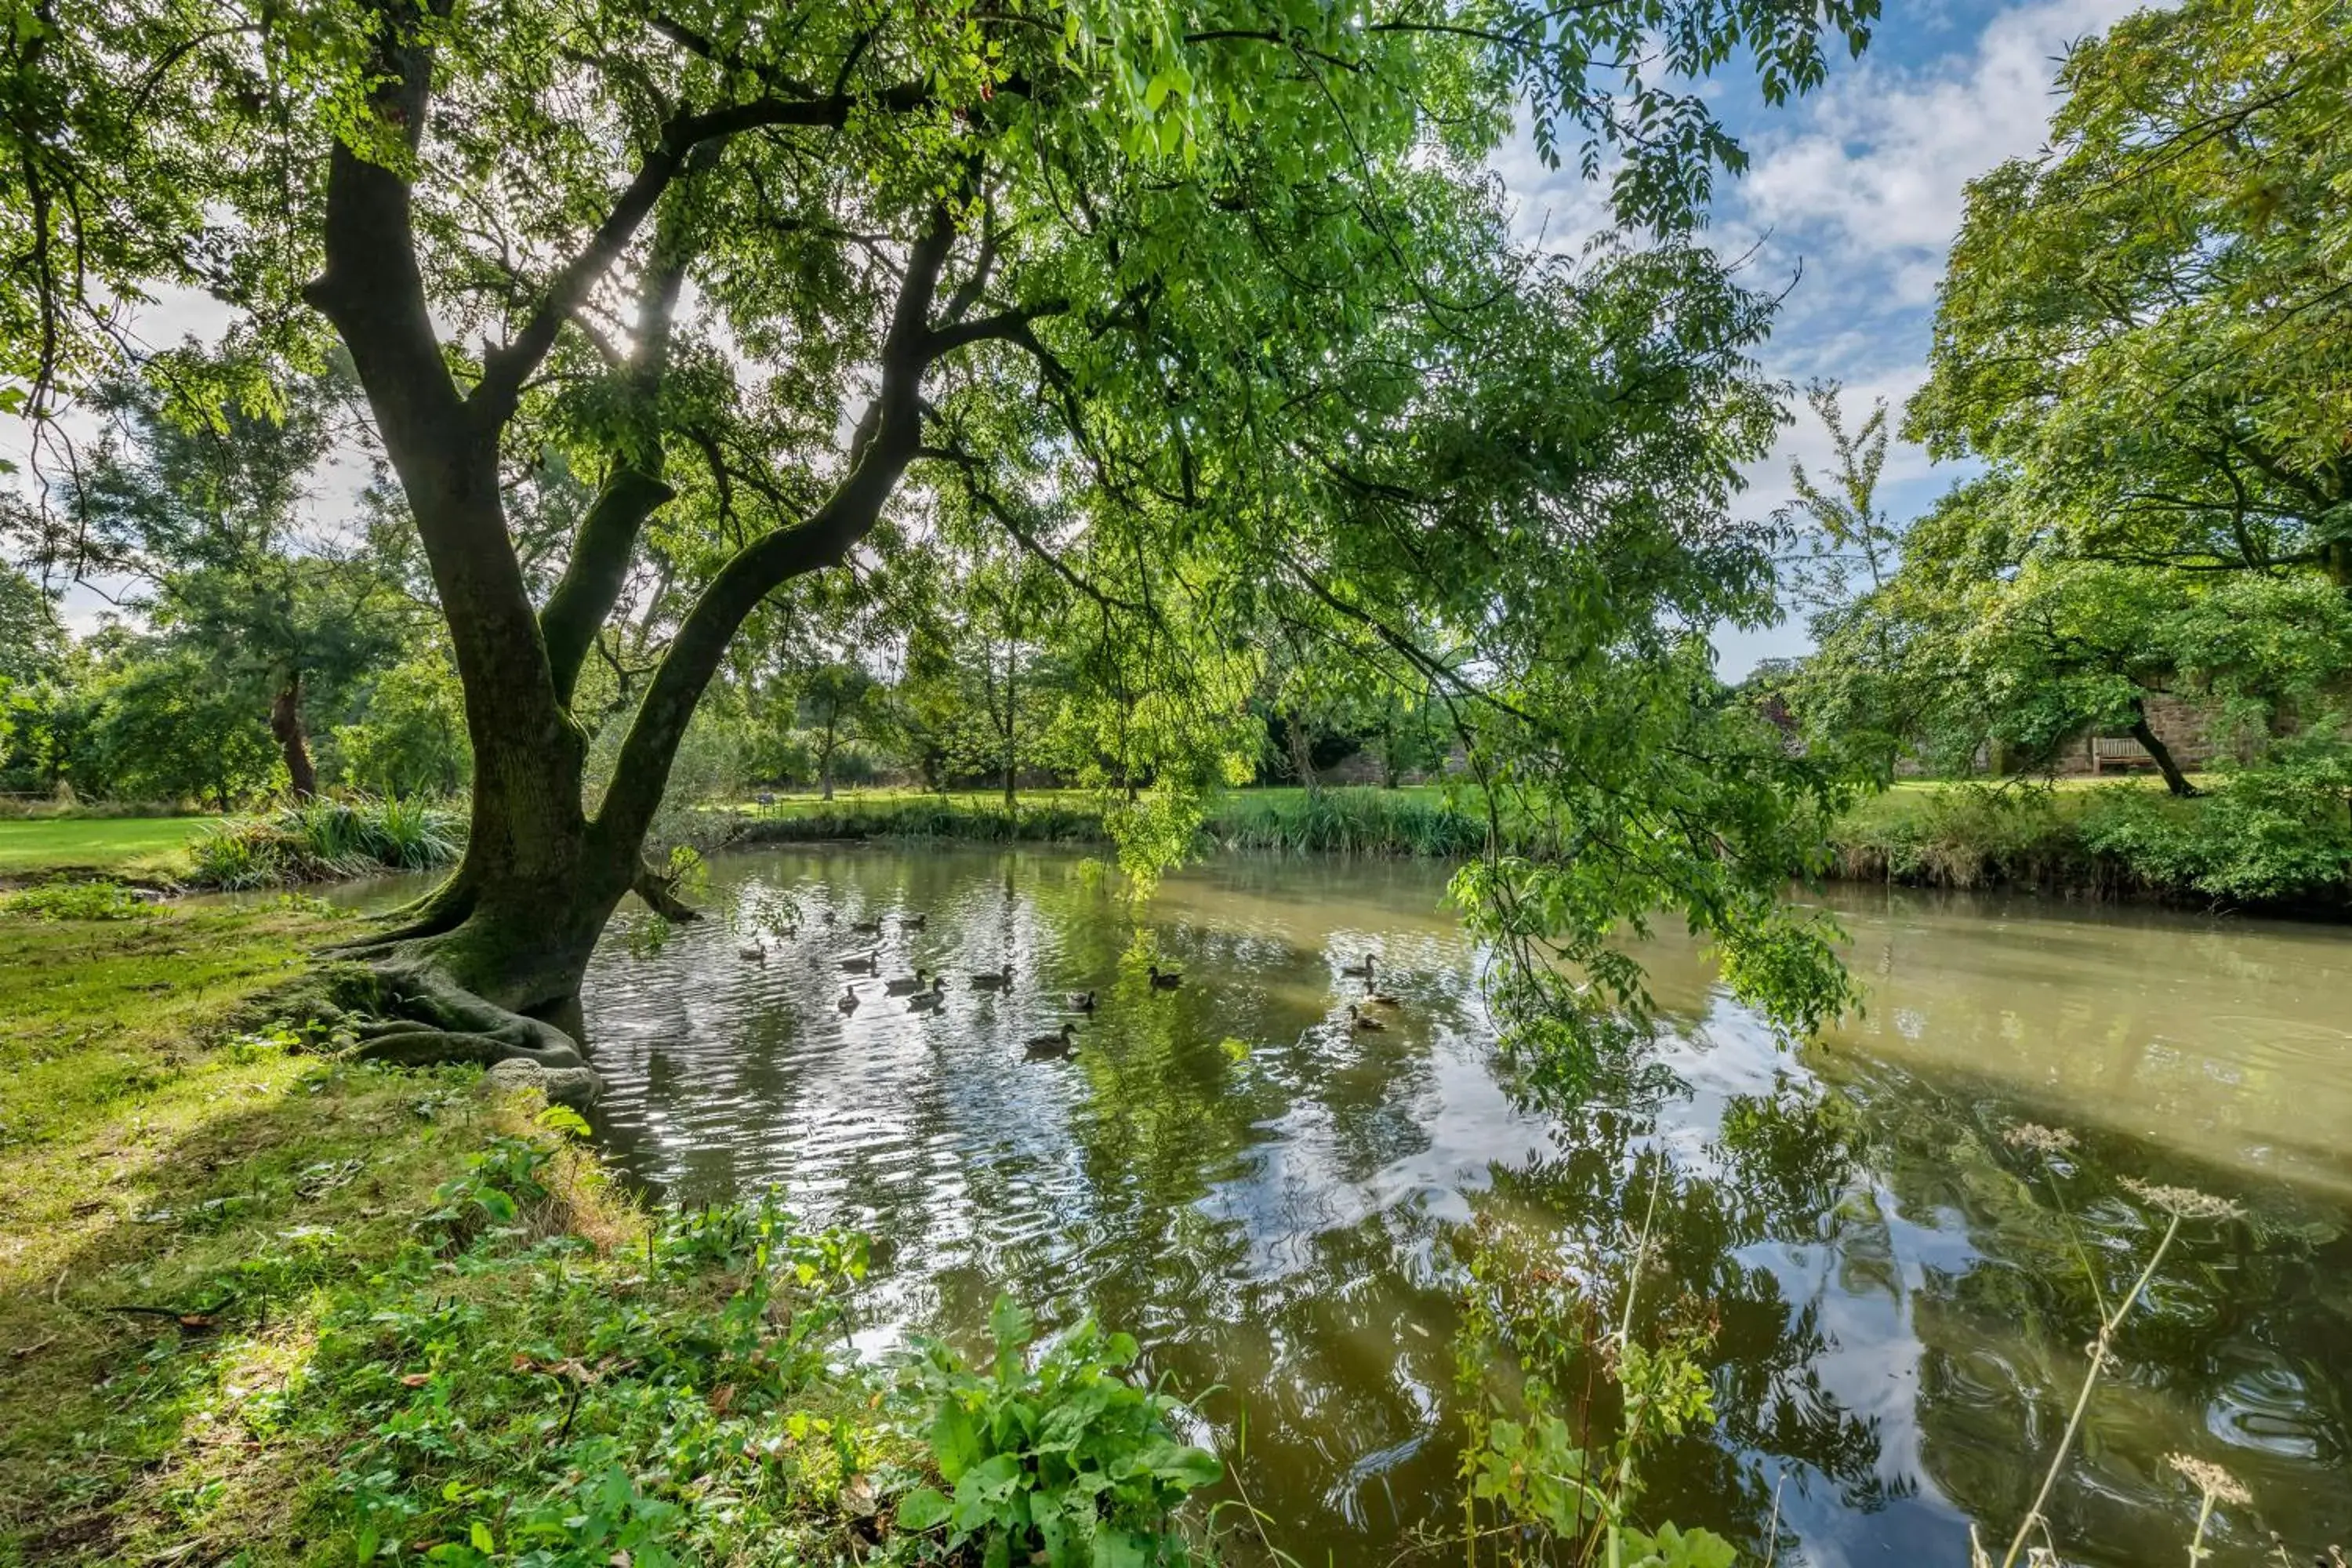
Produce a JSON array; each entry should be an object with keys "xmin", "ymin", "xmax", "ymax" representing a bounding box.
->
[
  {"xmin": 894, "ymin": 1295, "xmax": 1221, "ymax": 1566},
  {"xmin": 1450, "ymin": 1167, "xmax": 1734, "ymax": 1568}
]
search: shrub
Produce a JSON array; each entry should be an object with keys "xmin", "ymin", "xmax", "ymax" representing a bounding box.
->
[
  {"xmin": 2078, "ymin": 741, "xmax": 2352, "ymax": 903},
  {"xmin": 185, "ymin": 795, "xmax": 466, "ymax": 889}
]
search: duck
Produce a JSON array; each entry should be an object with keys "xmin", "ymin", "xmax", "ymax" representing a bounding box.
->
[
  {"xmin": 902, "ymin": 912, "xmax": 927, "ymax": 931},
  {"xmin": 840, "ymin": 953, "xmax": 880, "ymax": 975},
  {"xmin": 1065, "ymin": 990, "xmax": 1097, "ymax": 1013},
  {"xmin": 837, "ymin": 985, "xmax": 862, "ymax": 1014},
  {"xmin": 1348, "ymin": 1004, "xmax": 1386, "ymax": 1033},
  {"xmin": 820, "ymin": 910, "xmax": 837, "ymax": 928},
  {"xmin": 1339, "ymin": 952, "xmax": 1378, "ymax": 980},
  {"xmin": 850, "ymin": 916, "xmax": 883, "ymax": 936},
  {"xmin": 884, "ymin": 967, "xmax": 933, "ymax": 997},
  {"xmin": 1024, "ymin": 1022, "xmax": 1079, "ymax": 1059},
  {"xmin": 738, "ymin": 940, "xmax": 766, "ymax": 961},
  {"xmin": 1148, "ymin": 963, "xmax": 1183, "ymax": 991},
  {"xmin": 1363, "ymin": 985, "xmax": 1402, "ymax": 1009},
  {"xmin": 906, "ymin": 978, "xmax": 949, "ymax": 1012},
  {"xmin": 969, "ymin": 965, "xmax": 1014, "ymax": 993}
]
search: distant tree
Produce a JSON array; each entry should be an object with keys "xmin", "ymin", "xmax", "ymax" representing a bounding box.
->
[
  {"xmin": 797, "ymin": 664, "xmax": 877, "ymax": 803},
  {"xmin": 67, "ymin": 345, "xmax": 407, "ymax": 796},
  {"xmin": 335, "ymin": 648, "xmax": 472, "ymax": 797},
  {"xmin": 87, "ymin": 648, "xmax": 281, "ymax": 807}
]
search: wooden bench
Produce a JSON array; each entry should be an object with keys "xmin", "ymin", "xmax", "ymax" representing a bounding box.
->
[{"xmin": 2089, "ymin": 735, "xmax": 2156, "ymax": 774}]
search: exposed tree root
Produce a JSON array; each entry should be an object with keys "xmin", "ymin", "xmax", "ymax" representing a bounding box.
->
[
  {"xmin": 325, "ymin": 877, "xmax": 477, "ymax": 957},
  {"xmin": 354, "ymin": 964, "xmax": 587, "ymax": 1071}
]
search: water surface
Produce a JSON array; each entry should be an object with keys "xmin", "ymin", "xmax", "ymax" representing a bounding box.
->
[{"xmin": 445, "ymin": 850, "xmax": 2352, "ymax": 1563}]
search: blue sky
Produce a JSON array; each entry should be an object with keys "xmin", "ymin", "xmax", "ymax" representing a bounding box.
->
[{"xmin": 1492, "ymin": 0, "xmax": 2144, "ymax": 676}]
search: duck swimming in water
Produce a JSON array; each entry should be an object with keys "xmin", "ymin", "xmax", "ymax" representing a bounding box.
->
[
  {"xmin": 1148, "ymin": 963, "xmax": 1182, "ymax": 991},
  {"xmin": 1348, "ymin": 1004, "xmax": 1386, "ymax": 1033},
  {"xmin": 1065, "ymin": 990, "xmax": 1097, "ymax": 1012},
  {"xmin": 1024, "ymin": 1022, "xmax": 1079, "ymax": 1059},
  {"xmin": 884, "ymin": 967, "xmax": 932, "ymax": 996},
  {"xmin": 969, "ymin": 965, "xmax": 1013, "ymax": 993},
  {"xmin": 840, "ymin": 953, "xmax": 879, "ymax": 975},
  {"xmin": 906, "ymin": 978, "xmax": 949, "ymax": 1012},
  {"xmin": 837, "ymin": 986, "xmax": 862, "ymax": 1014}
]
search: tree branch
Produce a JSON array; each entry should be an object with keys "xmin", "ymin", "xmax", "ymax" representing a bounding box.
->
[
  {"xmin": 469, "ymin": 80, "xmax": 932, "ymax": 430},
  {"xmin": 927, "ymin": 300, "xmax": 1069, "ymax": 361},
  {"xmin": 539, "ymin": 206, "xmax": 698, "ymax": 706},
  {"xmin": 590, "ymin": 211, "xmax": 957, "ymax": 855}
]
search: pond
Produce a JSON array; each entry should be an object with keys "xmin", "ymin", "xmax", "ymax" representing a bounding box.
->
[{"xmin": 349, "ymin": 846, "xmax": 2352, "ymax": 1564}]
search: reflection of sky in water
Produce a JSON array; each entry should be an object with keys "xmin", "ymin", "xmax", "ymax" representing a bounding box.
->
[{"xmin": 502, "ymin": 847, "xmax": 2352, "ymax": 1566}]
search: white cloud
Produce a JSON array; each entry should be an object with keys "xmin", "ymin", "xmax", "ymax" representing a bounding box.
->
[{"xmin": 1737, "ymin": 0, "xmax": 2143, "ymax": 307}]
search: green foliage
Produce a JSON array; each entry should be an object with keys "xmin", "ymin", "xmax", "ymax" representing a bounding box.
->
[
  {"xmin": 1826, "ymin": 777, "xmax": 2352, "ymax": 906},
  {"xmin": 418, "ymin": 1135, "xmax": 555, "ymax": 1240},
  {"xmin": 1907, "ymin": 0, "xmax": 2352, "ymax": 586},
  {"xmin": 2077, "ymin": 738, "xmax": 2352, "ymax": 902},
  {"xmin": 84, "ymin": 648, "xmax": 283, "ymax": 808},
  {"xmin": 1207, "ymin": 786, "xmax": 1490, "ymax": 858},
  {"xmin": 1450, "ymin": 1171, "xmax": 1736, "ymax": 1568},
  {"xmin": 299, "ymin": 1192, "xmax": 880, "ymax": 1568},
  {"xmin": 336, "ymin": 650, "xmax": 472, "ymax": 797},
  {"xmin": 0, "ymin": 877, "xmax": 157, "ymax": 921},
  {"xmin": 896, "ymin": 1294, "xmax": 1221, "ymax": 1566}
]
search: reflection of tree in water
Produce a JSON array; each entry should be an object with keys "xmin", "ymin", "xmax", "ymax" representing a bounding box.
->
[
  {"xmin": 1820, "ymin": 1060, "xmax": 2352, "ymax": 1566},
  {"xmin": 1449, "ymin": 1069, "xmax": 1900, "ymax": 1563}
]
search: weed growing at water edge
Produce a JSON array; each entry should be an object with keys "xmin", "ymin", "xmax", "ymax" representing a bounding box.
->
[
  {"xmin": 891, "ymin": 1294, "xmax": 1222, "ymax": 1565},
  {"xmin": 1448, "ymin": 1166, "xmax": 1737, "ymax": 1568},
  {"xmin": 187, "ymin": 794, "xmax": 466, "ymax": 888},
  {"xmin": 1985, "ymin": 1125, "xmax": 2256, "ymax": 1568}
]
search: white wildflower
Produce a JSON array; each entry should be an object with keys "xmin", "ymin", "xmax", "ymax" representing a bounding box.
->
[{"xmin": 2168, "ymin": 1452, "xmax": 2252, "ymax": 1507}]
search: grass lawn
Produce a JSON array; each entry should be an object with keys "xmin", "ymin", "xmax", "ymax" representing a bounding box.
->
[
  {"xmin": 0, "ymin": 815, "xmax": 208, "ymax": 880},
  {"xmin": 0, "ymin": 892, "xmax": 892, "ymax": 1565}
]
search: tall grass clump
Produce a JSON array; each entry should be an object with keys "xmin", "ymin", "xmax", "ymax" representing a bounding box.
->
[
  {"xmin": 187, "ymin": 795, "xmax": 465, "ymax": 889},
  {"xmin": 1207, "ymin": 787, "xmax": 1490, "ymax": 857},
  {"xmin": 739, "ymin": 795, "xmax": 1112, "ymax": 846}
]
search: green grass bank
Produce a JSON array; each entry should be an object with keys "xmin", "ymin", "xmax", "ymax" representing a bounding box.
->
[
  {"xmin": 732, "ymin": 780, "xmax": 2352, "ymax": 911},
  {"xmin": 11, "ymin": 777, "xmax": 2350, "ymax": 913},
  {"xmin": 1826, "ymin": 776, "xmax": 2352, "ymax": 909},
  {"xmin": 727, "ymin": 785, "xmax": 1492, "ymax": 859},
  {"xmin": 0, "ymin": 889, "xmax": 1219, "ymax": 1566}
]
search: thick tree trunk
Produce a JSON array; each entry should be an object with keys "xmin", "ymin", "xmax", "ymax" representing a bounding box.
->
[
  {"xmin": 2130, "ymin": 700, "xmax": 2198, "ymax": 798},
  {"xmin": 270, "ymin": 674, "xmax": 318, "ymax": 799},
  {"xmin": 301, "ymin": 24, "xmax": 972, "ymax": 1078}
]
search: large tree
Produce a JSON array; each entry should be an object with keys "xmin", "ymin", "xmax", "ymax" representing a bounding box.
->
[
  {"xmin": 1789, "ymin": 0, "xmax": 2352, "ymax": 800},
  {"xmin": 1907, "ymin": 0, "xmax": 2352, "ymax": 586},
  {"xmin": 5, "ymin": 0, "xmax": 1876, "ymax": 1075}
]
